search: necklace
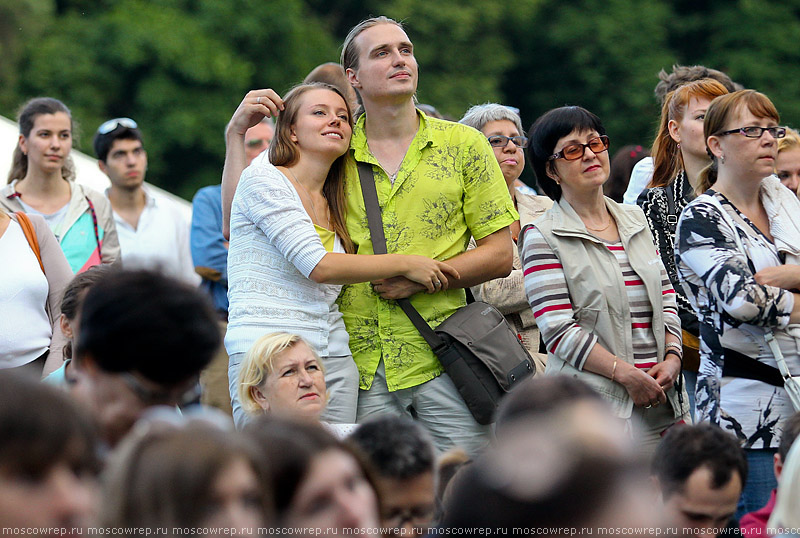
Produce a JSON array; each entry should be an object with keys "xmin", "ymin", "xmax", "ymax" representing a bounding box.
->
[
  {"xmin": 584, "ymin": 214, "xmax": 613, "ymax": 232},
  {"xmin": 287, "ymin": 167, "xmax": 329, "ymax": 228}
]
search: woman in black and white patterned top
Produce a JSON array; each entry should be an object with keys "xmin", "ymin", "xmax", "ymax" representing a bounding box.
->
[{"xmin": 675, "ymin": 90, "xmax": 800, "ymax": 516}]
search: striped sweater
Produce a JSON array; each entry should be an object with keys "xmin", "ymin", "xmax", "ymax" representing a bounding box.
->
[{"xmin": 521, "ymin": 225, "xmax": 680, "ymax": 371}]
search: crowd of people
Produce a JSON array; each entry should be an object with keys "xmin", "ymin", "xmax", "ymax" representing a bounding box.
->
[{"xmin": 3, "ymin": 14, "xmax": 800, "ymax": 538}]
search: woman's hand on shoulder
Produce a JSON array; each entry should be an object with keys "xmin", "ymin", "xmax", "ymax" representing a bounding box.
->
[
  {"xmin": 754, "ymin": 265, "xmax": 800, "ymax": 291},
  {"xmin": 615, "ymin": 362, "xmax": 667, "ymax": 407}
]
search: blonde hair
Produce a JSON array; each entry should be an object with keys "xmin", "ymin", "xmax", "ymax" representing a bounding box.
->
[
  {"xmin": 237, "ymin": 333, "xmax": 324, "ymax": 416},
  {"xmin": 777, "ymin": 127, "xmax": 800, "ymax": 154},
  {"xmin": 698, "ymin": 90, "xmax": 780, "ymax": 193},
  {"xmin": 649, "ymin": 79, "xmax": 729, "ymax": 189}
]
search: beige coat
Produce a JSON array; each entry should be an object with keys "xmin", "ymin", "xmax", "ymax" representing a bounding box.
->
[
  {"xmin": 533, "ymin": 197, "xmax": 689, "ymax": 419},
  {"xmin": 470, "ymin": 192, "xmax": 553, "ymax": 374}
]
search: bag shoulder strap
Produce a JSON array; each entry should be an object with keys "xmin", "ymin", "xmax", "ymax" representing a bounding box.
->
[
  {"xmin": 356, "ymin": 161, "xmax": 446, "ymax": 352},
  {"xmin": 14, "ymin": 212, "xmax": 45, "ymax": 274}
]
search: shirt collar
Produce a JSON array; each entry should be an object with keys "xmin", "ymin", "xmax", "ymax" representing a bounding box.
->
[{"xmin": 351, "ymin": 107, "xmax": 435, "ymax": 163}]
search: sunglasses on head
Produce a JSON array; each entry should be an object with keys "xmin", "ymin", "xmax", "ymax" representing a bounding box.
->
[{"xmin": 97, "ymin": 117, "xmax": 138, "ymax": 135}]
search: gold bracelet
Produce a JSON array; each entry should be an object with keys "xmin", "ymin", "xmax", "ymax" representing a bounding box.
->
[{"xmin": 611, "ymin": 357, "xmax": 618, "ymax": 382}]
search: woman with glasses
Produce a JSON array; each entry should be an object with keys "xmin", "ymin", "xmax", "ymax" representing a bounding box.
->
[
  {"xmin": 637, "ymin": 79, "xmax": 730, "ymax": 413},
  {"xmin": 1, "ymin": 98, "xmax": 119, "ymax": 273},
  {"xmin": 675, "ymin": 90, "xmax": 800, "ymax": 514},
  {"xmin": 459, "ymin": 103, "xmax": 552, "ymax": 371},
  {"xmin": 519, "ymin": 106, "xmax": 689, "ymax": 457}
]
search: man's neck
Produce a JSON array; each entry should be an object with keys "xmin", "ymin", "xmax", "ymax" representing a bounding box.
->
[
  {"xmin": 108, "ymin": 185, "xmax": 147, "ymax": 228},
  {"xmin": 362, "ymin": 98, "xmax": 419, "ymax": 141}
]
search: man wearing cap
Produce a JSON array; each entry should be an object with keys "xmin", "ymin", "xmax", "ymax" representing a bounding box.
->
[{"xmin": 94, "ymin": 118, "xmax": 198, "ymax": 285}]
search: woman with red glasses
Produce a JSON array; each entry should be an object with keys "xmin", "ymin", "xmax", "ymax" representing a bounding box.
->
[
  {"xmin": 2, "ymin": 98, "xmax": 119, "ymax": 274},
  {"xmin": 519, "ymin": 106, "xmax": 689, "ymax": 458},
  {"xmin": 675, "ymin": 90, "xmax": 800, "ymax": 515}
]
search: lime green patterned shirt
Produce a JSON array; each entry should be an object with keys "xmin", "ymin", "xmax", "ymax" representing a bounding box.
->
[{"xmin": 338, "ymin": 110, "xmax": 518, "ymax": 391}]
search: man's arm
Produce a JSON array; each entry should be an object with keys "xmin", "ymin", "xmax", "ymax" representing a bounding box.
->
[
  {"xmin": 372, "ymin": 227, "xmax": 513, "ymax": 300},
  {"xmin": 221, "ymin": 89, "xmax": 284, "ymax": 239}
]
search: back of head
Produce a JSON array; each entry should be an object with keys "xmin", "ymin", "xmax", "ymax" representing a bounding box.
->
[
  {"xmin": 459, "ymin": 103, "xmax": 524, "ymax": 136},
  {"xmin": 60, "ymin": 265, "xmax": 114, "ymax": 359},
  {"xmin": 697, "ymin": 89, "xmax": 780, "ymax": 193},
  {"xmin": 8, "ymin": 97, "xmax": 76, "ymax": 184},
  {"xmin": 102, "ymin": 420, "xmax": 269, "ymax": 531},
  {"xmin": 93, "ymin": 119, "xmax": 144, "ymax": 163},
  {"xmin": 654, "ymin": 65, "xmax": 739, "ymax": 105},
  {"xmin": 75, "ymin": 269, "xmax": 220, "ymax": 385},
  {"xmin": 652, "ymin": 423, "xmax": 746, "ymax": 499},
  {"xmin": 650, "ymin": 78, "xmax": 729, "ymax": 189},
  {"xmin": 528, "ymin": 106, "xmax": 607, "ymax": 202},
  {"xmin": 350, "ymin": 415, "xmax": 435, "ymax": 480},
  {"xmin": 495, "ymin": 375, "xmax": 605, "ymax": 437},
  {"xmin": 0, "ymin": 371, "xmax": 99, "ymax": 486},
  {"xmin": 304, "ymin": 62, "xmax": 359, "ymax": 110},
  {"xmin": 441, "ymin": 404, "xmax": 646, "ymax": 530}
]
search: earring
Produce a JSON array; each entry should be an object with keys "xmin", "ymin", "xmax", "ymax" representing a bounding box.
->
[
  {"xmin": 721, "ymin": 154, "xmax": 725, "ymax": 164},
  {"xmin": 676, "ymin": 143, "xmax": 681, "ymax": 149}
]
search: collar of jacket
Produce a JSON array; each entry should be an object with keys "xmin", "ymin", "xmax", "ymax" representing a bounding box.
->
[{"xmin": 549, "ymin": 195, "xmax": 646, "ymax": 241}]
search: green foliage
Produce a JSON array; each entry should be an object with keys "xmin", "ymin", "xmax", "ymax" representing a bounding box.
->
[{"xmin": 3, "ymin": 1, "xmax": 800, "ymax": 198}]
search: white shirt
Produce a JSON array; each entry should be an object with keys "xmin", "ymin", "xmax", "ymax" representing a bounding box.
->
[
  {"xmin": 622, "ymin": 156, "xmax": 655, "ymax": 205},
  {"xmin": 0, "ymin": 221, "xmax": 51, "ymax": 368},
  {"xmin": 109, "ymin": 188, "xmax": 200, "ymax": 285},
  {"xmin": 225, "ymin": 157, "xmax": 349, "ymax": 358}
]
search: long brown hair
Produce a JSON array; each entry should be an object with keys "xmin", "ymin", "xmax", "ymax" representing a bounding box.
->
[
  {"xmin": 268, "ymin": 83, "xmax": 355, "ymax": 253},
  {"xmin": 698, "ymin": 90, "xmax": 780, "ymax": 193},
  {"xmin": 649, "ymin": 79, "xmax": 729, "ymax": 189},
  {"xmin": 7, "ymin": 97, "xmax": 77, "ymax": 184}
]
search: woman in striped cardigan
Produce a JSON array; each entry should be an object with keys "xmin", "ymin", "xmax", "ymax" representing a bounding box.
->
[{"xmin": 519, "ymin": 106, "xmax": 689, "ymax": 457}]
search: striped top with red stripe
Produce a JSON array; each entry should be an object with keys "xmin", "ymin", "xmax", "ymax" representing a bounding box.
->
[{"xmin": 521, "ymin": 226, "xmax": 680, "ymax": 371}]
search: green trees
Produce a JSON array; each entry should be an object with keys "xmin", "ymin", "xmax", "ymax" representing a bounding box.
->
[{"xmin": 2, "ymin": 0, "xmax": 799, "ymax": 198}]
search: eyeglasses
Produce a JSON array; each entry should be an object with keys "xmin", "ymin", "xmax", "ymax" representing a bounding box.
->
[
  {"xmin": 716, "ymin": 126, "xmax": 786, "ymax": 139},
  {"xmin": 487, "ymin": 135, "xmax": 528, "ymax": 148},
  {"xmin": 120, "ymin": 372, "xmax": 201, "ymax": 408},
  {"xmin": 548, "ymin": 135, "xmax": 610, "ymax": 161},
  {"xmin": 96, "ymin": 117, "xmax": 138, "ymax": 135}
]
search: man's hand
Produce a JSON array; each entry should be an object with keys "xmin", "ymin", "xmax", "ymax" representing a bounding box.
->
[{"xmin": 371, "ymin": 277, "xmax": 427, "ymax": 300}]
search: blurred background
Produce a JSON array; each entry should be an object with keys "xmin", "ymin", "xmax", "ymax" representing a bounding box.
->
[{"xmin": 2, "ymin": 0, "xmax": 799, "ymax": 198}]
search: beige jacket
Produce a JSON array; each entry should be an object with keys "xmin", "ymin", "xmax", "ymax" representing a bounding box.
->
[
  {"xmin": 534, "ymin": 197, "xmax": 689, "ymax": 419},
  {"xmin": 470, "ymin": 192, "xmax": 553, "ymax": 373}
]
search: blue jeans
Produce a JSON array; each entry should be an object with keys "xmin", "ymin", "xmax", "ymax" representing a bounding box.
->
[{"xmin": 736, "ymin": 448, "xmax": 777, "ymax": 520}]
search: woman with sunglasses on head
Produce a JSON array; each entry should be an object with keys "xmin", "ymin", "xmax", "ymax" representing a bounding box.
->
[
  {"xmin": 519, "ymin": 106, "xmax": 690, "ymax": 458},
  {"xmin": 2, "ymin": 98, "xmax": 119, "ymax": 274},
  {"xmin": 227, "ymin": 83, "xmax": 458, "ymax": 429},
  {"xmin": 459, "ymin": 103, "xmax": 552, "ymax": 372},
  {"xmin": 637, "ymin": 79, "xmax": 730, "ymax": 413},
  {"xmin": 675, "ymin": 90, "xmax": 800, "ymax": 515}
]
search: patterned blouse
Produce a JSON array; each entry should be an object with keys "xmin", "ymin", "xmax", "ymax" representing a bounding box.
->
[{"xmin": 675, "ymin": 190, "xmax": 798, "ymax": 448}]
